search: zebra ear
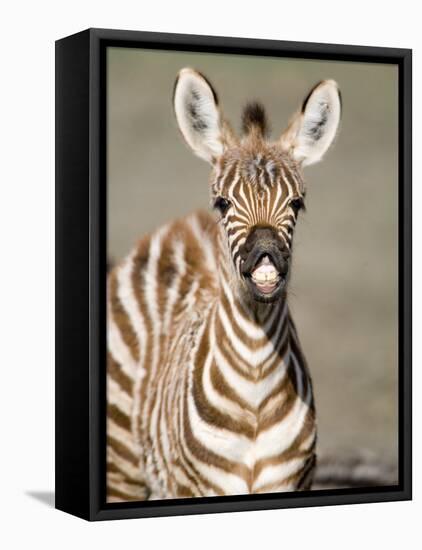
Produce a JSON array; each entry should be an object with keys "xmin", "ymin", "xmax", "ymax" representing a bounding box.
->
[
  {"xmin": 280, "ymin": 80, "xmax": 341, "ymax": 167},
  {"xmin": 173, "ymin": 68, "xmax": 228, "ymax": 164}
]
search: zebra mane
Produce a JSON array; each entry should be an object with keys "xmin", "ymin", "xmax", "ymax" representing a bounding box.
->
[{"xmin": 241, "ymin": 101, "xmax": 270, "ymax": 138}]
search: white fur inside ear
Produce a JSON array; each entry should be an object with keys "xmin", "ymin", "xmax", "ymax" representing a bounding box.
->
[
  {"xmin": 291, "ymin": 80, "xmax": 341, "ymax": 166},
  {"xmin": 173, "ymin": 68, "xmax": 223, "ymax": 163}
]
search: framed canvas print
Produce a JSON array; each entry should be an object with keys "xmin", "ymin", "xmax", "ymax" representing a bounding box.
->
[{"xmin": 55, "ymin": 28, "xmax": 412, "ymax": 521}]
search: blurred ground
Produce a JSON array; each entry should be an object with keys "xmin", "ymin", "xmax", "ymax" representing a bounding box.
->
[{"xmin": 107, "ymin": 48, "xmax": 398, "ymax": 481}]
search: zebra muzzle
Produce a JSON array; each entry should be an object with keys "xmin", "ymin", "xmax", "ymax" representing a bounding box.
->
[
  {"xmin": 240, "ymin": 227, "xmax": 289, "ymax": 302},
  {"xmin": 243, "ymin": 251, "xmax": 288, "ymax": 302},
  {"xmin": 251, "ymin": 255, "xmax": 280, "ymax": 293}
]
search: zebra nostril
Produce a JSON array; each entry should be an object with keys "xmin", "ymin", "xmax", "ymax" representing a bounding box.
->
[
  {"xmin": 240, "ymin": 240, "xmax": 254, "ymax": 260},
  {"xmin": 240, "ymin": 246, "xmax": 249, "ymax": 261}
]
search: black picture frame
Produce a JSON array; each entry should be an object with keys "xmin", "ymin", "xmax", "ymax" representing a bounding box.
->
[{"xmin": 55, "ymin": 28, "xmax": 412, "ymax": 521}]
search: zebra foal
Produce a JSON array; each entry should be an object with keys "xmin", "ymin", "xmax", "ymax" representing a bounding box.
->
[{"xmin": 107, "ymin": 68, "xmax": 341, "ymax": 501}]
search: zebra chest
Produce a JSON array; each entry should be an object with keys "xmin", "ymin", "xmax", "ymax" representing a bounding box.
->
[
  {"xmin": 142, "ymin": 374, "xmax": 312, "ymax": 497},
  {"xmin": 139, "ymin": 310, "xmax": 315, "ymax": 497},
  {"xmin": 180, "ymin": 360, "xmax": 314, "ymax": 496}
]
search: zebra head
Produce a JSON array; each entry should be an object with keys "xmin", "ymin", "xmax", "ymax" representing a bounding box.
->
[{"xmin": 173, "ymin": 68, "xmax": 341, "ymax": 304}]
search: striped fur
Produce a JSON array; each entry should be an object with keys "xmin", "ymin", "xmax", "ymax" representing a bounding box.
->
[{"xmin": 107, "ymin": 69, "xmax": 341, "ymax": 501}]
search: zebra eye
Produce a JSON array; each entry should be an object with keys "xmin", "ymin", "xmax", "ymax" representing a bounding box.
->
[
  {"xmin": 213, "ymin": 196, "xmax": 231, "ymax": 215},
  {"xmin": 290, "ymin": 197, "xmax": 304, "ymax": 212}
]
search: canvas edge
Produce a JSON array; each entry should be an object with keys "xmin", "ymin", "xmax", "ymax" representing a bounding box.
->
[{"xmin": 55, "ymin": 27, "xmax": 412, "ymax": 522}]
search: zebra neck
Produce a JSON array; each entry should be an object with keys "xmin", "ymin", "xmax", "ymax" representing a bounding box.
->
[
  {"xmin": 212, "ymin": 229, "xmax": 290, "ymax": 375},
  {"xmin": 213, "ymin": 270, "xmax": 289, "ymax": 375}
]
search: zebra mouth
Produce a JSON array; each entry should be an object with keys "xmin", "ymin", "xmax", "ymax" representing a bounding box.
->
[
  {"xmin": 250, "ymin": 255, "xmax": 281, "ymax": 293},
  {"xmin": 244, "ymin": 254, "xmax": 286, "ymax": 300}
]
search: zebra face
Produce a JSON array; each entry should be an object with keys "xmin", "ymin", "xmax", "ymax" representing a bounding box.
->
[
  {"xmin": 211, "ymin": 146, "xmax": 305, "ymax": 303},
  {"xmin": 173, "ymin": 68, "xmax": 341, "ymax": 303}
]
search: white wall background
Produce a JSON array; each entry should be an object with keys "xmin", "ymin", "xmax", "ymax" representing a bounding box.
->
[{"xmin": 0, "ymin": 1, "xmax": 419, "ymax": 548}]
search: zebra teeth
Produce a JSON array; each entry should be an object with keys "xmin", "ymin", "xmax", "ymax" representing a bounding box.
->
[
  {"xmin": 252, "ymin": 272, "xmax": 279, "ymax": 283},
  {"xmin": 251, "ymin": 255, "xmax": 279, "ymax": 284}
]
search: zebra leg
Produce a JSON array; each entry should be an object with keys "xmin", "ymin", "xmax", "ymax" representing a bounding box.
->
[{"xmin": 297, "ymin": 454, "xmax": 317, "ymax": 490}]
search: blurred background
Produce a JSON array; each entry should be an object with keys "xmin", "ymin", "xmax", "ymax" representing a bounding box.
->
[{"xmin": 107, "ymin": 47, "xmax": 398, "ymax": 487}]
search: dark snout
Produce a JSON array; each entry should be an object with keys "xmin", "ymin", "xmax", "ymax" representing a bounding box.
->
[
  {"xmin": 240, "ymin": 226, "xmax": 289, "ymax": 276},
  {"xmin": 240, "ymin": 226, "xmax": 290, "ymax": 303}
]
